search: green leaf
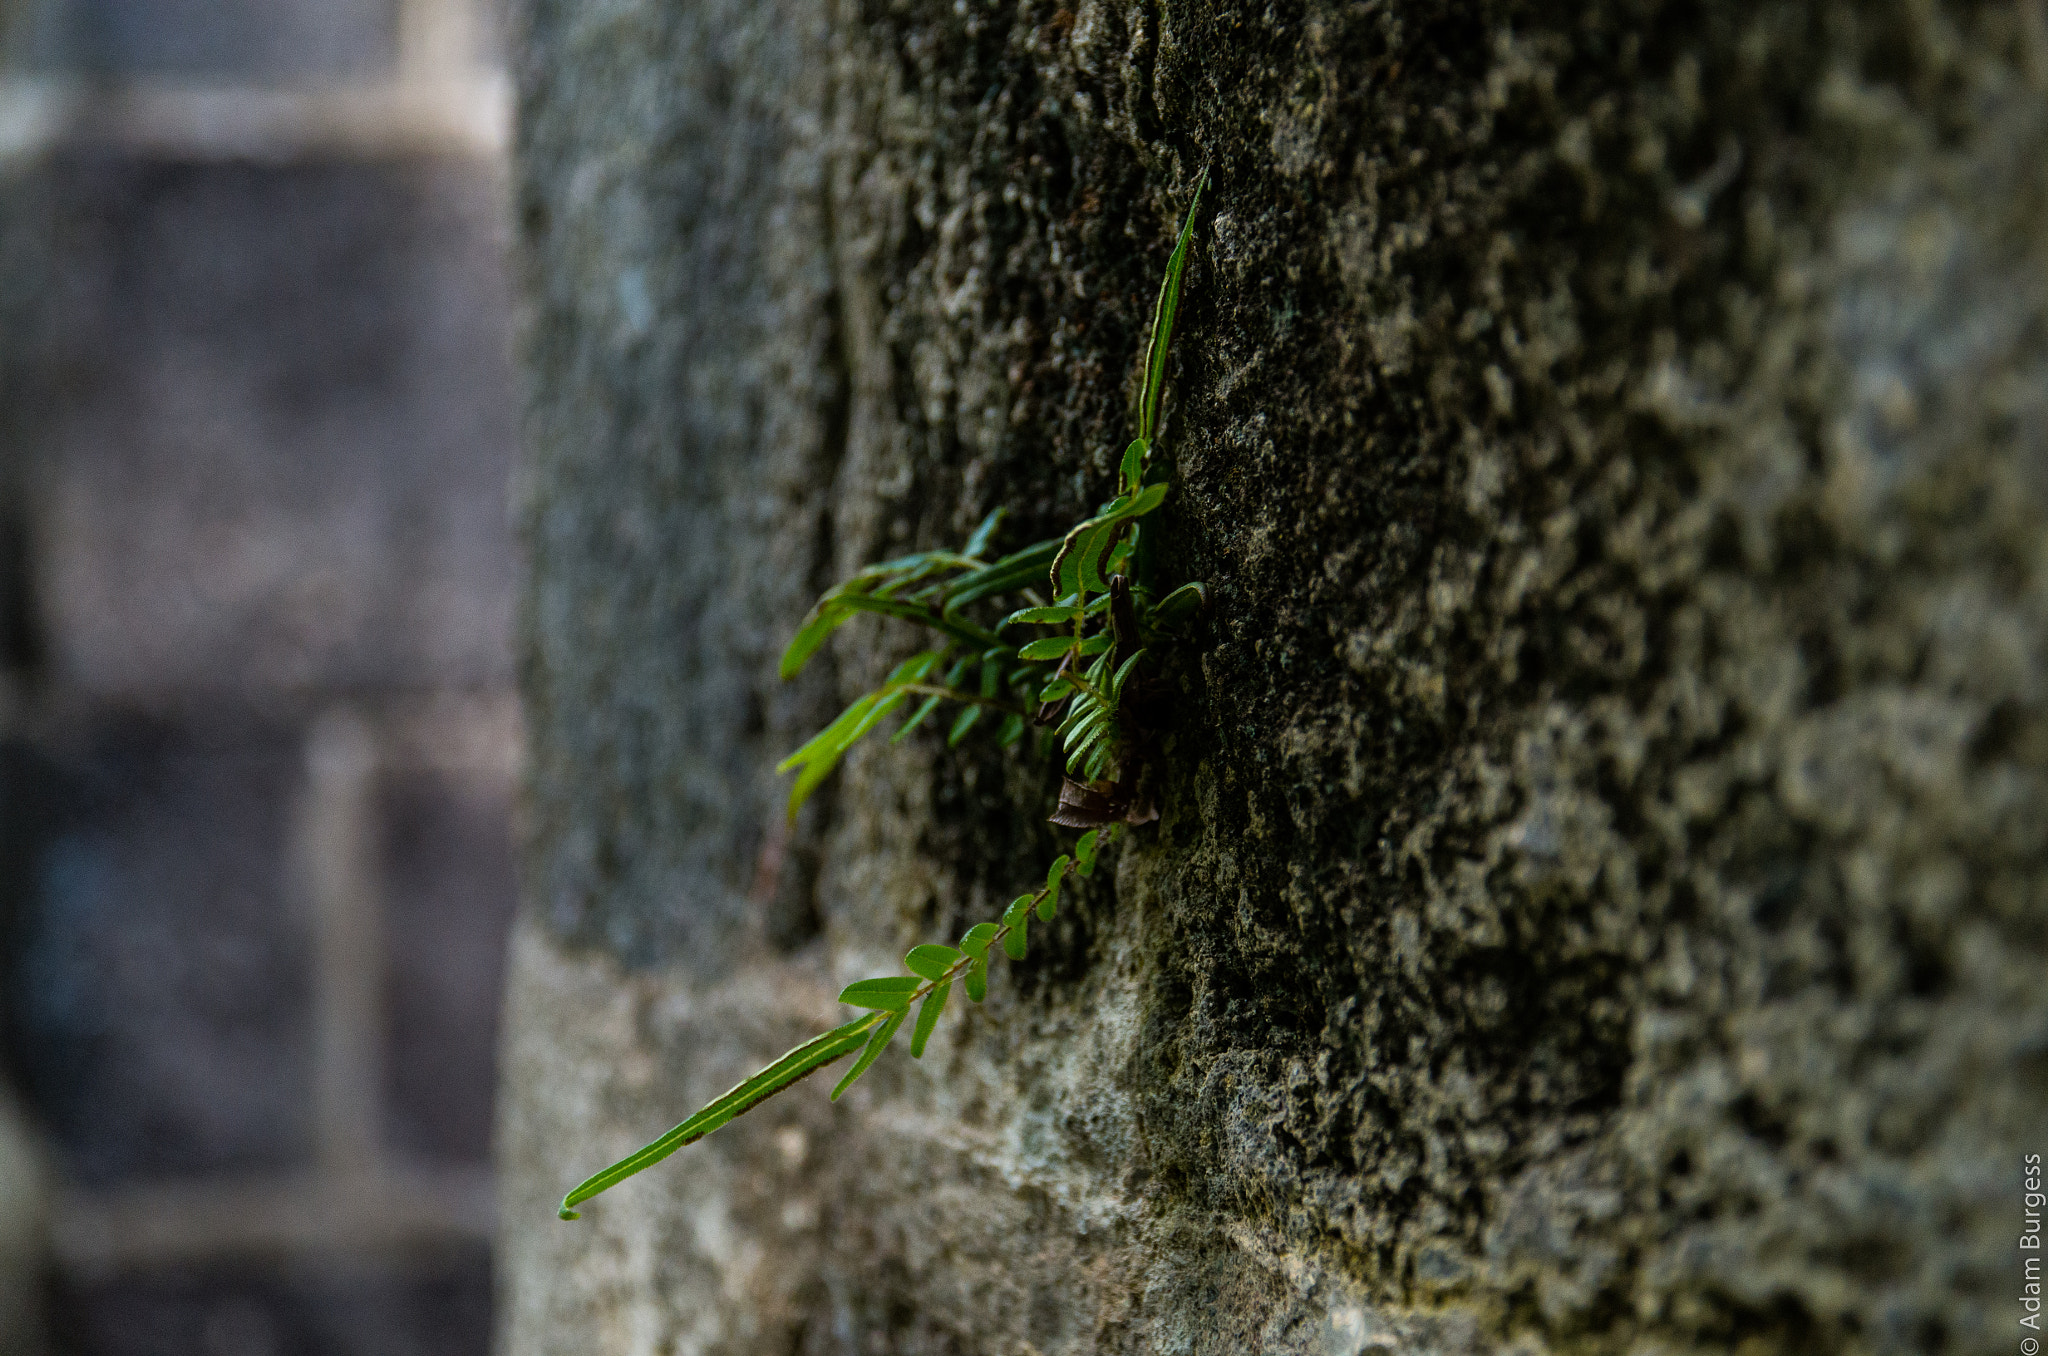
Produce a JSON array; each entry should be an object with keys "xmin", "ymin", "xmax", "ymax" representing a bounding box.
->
[
  {"xmin": 1083, "ymin": 739, "xmax": 1114, "ymax": 783},
  {"xmin": 1018, "ymin": 635, "xmax": 1075, "ymax": 661},
  {"xmin": 1077, "ymin": 732, "xmax": 1118, "ymax": 782},
  {"xmin": 959, "ymin": 921, "xmax": 1000, "ymax": 960},
  {"xmin": 779, "ymin": 599, "xmax": 854, "ymax": 680},
  {"xmin": 844, "ymin": 688, "xmax": 910, "ymax": 746},
  {"xmin": 1119, "ymin": 437, "xmax": 1149, "ymax": 495},
  {"xmin": 892, "ymin": 692, "xmax": 945, "ymax": 743},
  {"xmin": 1138, "ymin": 167, "xmax": 1208, "ymax": 444},
  {"xmin": 1063, "ymin": 705, "xmax": 1110, "ymax": 755},
  {"xmin": 777, "ymin": 655, "xmax": 944, "ymax": 816},
  {"xmin": 1038, "ymin": 855, "xmax": 1070, "ymax": 921},
  {"xmin": 1077, "ymin": 632, "xmax": 1112, "ymax": 656},
  {"xmin": 946, "ymin": 705, "xmax": 982, "ymax": 747},
  {"xmin": 778, "ymin": 692, "xmax": 887, "ymax": 818},
  {"xmin": 910, "ymin": 980, "xmax": 950, "ymax": 1057},
  {"xmin": 1051, "ymin": 519, "xmax": 1096, "ymax": 599},
  {"xmin": 963, "ymin": 506, "xmax": 1006, "ymax": 559},
  {"xmin": 1111, "ymin": 648, "xmax": 1147, "ymax": 700},
  {"xmin": 837, "ymin": 593, "xmax": 1005, "ymax": 654},
  {"xmin": 1125, "ymin": 482, "xmax": 1170, "ymax": 517},
  {"xmin": 1052, "ymin": 484, "xmax": 1174, "ymax": 597},
  {"xmin": 1147, "ymin": 581, "xmax": 1207, "ymax": 630},
  {"xmin": 850, "ymin": 549, "xmax": 977, "ymax": 587},
  {"xmin": 557, "ymin": 1013, "xmax": 879, "ymax": 1218},
  {"xmin": 777, "ymin": 692, "xmax": 876, "ymax": 774},
  {"xmin": 1036, "ymin": 676, "xmax": 1076, "ymax": 704},
  {"xmin": 965, "ymin": 954, "xmax": 988, "ymax": 1002},
  {"xmin": 1054, "ymin": 695, "xmax": 1095, "ymax": 741},
  {"xmin": 1056, "ymin": 518, "xmax": 1122, "ymax": 598},
  {"xmin": 887, "ymin": 650, "xmax": 943, "ymax": 684},
  {"xmin": 1084, "ymin": 521, "xmax": 1127, "ymax": 594},
  {"xmin": 838, "ymin": 976, "xmax": 922, "ymax": 1009},
  {"xmin": 1001, "ymin": 894, "xmax": 1032, "ymax": 959},
  {"xmin": 943, "ymin": 538, "xmax": 1062, "ymax": 615},
  {"xmin": 832, "ymin": 1006, "xmax": 907, "ymax": 1100},
  {"xmin": 905, "ymin": 944, "xmax": 961, "ymax": 981},
  {"xmin": 1075, "ymin": 828, "xmax": 1100, "ymax": 877},
  {"xmin": 997, "ymin": 712, "xmax": 1027, "ymax": 746},
  {"xmin": 1000, "ymin": 604, "xmax": 1084, "ymax": 629}
]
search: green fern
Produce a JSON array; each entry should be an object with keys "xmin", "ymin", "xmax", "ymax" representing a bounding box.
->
[{"xmin": 559, "ymin": 171, "xmax": 1209, "ymax": 1221}]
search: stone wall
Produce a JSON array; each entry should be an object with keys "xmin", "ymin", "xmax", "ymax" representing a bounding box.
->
[
  {"xmin": 498, "ymin": 0, "xmax": 2048, "ymax": 1352},
  {"xmin": 0, "ymin": 1, "xmax": 523, "ymax": 1351}
]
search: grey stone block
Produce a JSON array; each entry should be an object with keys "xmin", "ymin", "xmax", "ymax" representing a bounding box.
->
[
  {"xmin": 15, "ymin": 0, "xmax": 395, "ymax": 82},
  {"xmin": 11, "ymin": 713, "xmax": 314, "ymax": 1185},
  {"xmin": 51, "ymin": 1250, "xmax": 491, "ymax": 1356},
  {"xmin": 33, "ymin": 158, "xmax": 518, "ymax": 703}
]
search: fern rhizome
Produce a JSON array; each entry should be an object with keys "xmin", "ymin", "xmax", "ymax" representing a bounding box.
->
[{"xmin": 559, "ymin": 172, "xmax": 1210, "ymax": 1221}]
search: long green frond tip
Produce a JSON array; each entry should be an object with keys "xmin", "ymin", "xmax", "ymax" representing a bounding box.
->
[
  {"xmin": 942, "ymin": 537, "xmax": 1062, "ymax": 615},
  {"xmin": 946, "ymin": 704, "xmax": 982, "ymax": 747},
  {"xmin": 892, "ymin": 692, "xmax": 945, "ymax": 744},
  {"xmin": 963, "ymin": 506, "xmax": 1007, "ymax": 559},
  {"xmin": 1001, "ymin": 604, "xmax": 1084, "ymax": 629},
  {"xmin": 780, "ymin": 599, "xmax": 854, "ymax": 680},
  {"xmin": 776, "ymin": 693, "xmax": 877, "ymax": 818},
  {"xmin": 557, "ymin": 1013, "xmax": 881, "ymax": 1219},
  {"xmin": 1137, "ymin": 166, "xmax": 1209, "ymax": 445}
]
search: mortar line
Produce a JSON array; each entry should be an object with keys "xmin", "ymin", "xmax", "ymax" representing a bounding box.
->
[{"xmin": 300, "ymin": 707, "xmax": 386, "ymax": 1179}]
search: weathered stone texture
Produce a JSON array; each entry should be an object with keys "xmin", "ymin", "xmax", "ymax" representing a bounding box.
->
[{"xmin": 499, "ymin": 0, "xmax": 2048, "ymax": 1351}]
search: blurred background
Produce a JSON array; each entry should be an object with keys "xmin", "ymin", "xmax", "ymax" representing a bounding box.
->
[{"xmin": 0, "ymin": 1, "xmax": 522, "ymax": 1352}]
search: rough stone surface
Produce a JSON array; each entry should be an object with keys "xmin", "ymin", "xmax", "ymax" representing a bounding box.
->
[{"xmin": 498, "ymin": 0, "xmax": 2048, "ymax": 1351}]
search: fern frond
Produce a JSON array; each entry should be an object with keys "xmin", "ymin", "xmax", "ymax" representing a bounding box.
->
[{"xmin": 558, "ymin": 171, "xmax": 1212, "ymax": 1220}]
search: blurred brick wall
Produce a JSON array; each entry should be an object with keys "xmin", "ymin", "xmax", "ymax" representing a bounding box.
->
[{"xmin": 1, "ymin": 3, "xmax": 520, "ymax": 1353}]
